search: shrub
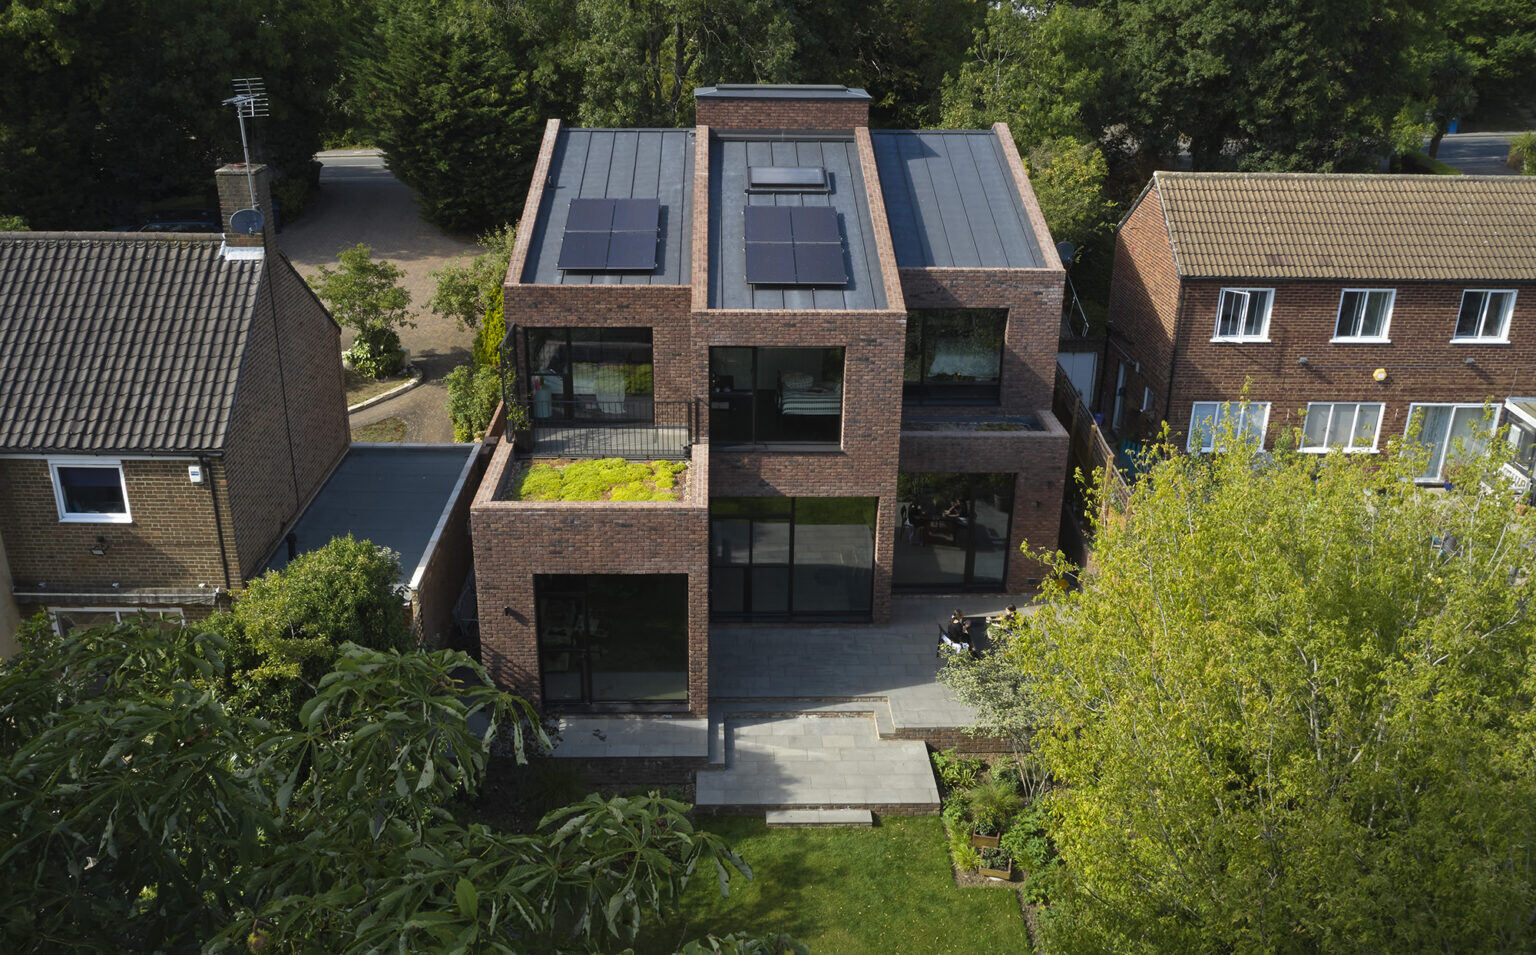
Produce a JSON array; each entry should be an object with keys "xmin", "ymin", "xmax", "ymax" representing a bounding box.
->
[
  {"xmin": 1000, "ymin": 803, "xmax": 1055, "ymax": 872},
  {"xmin": 0, "ymin": 214, "xmax": 26, "ymax": 231},
  {"xmin": 346, "ymin": 326, "xmax": 405, "ymax": 378},
  {"xmin": 314, "ymin": 243, "xmax": 415, "ymax": 377},
  {"xmin": 949, "ymin": 831, "xmax": 981, "ymax": 871},
  {"xmin": 235, "ymin": 535, "xmax": 410, "ymax": 653},
  {"xmin": 445, "ymin": 363, "xmax": 502, "ymax": 441},
  {"xmin": 1511, "ymin": 131, "xmax": 1536, "ymax": 175},
  {"xmin": 471, "ymin": 286, "xmax": 506, "ymax": 369},
  {"xmin": 965, "ymin": 775, "xmax": 1023, "ymax": 834},
  {"xmin": 931, "ymin": 746, "xmax": 985, "ymax": 794}
]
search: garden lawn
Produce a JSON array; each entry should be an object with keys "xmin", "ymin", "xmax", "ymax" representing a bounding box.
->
[{"xmin": 636, "ymin": 816, "xmax": 1027, "ymax": 954}]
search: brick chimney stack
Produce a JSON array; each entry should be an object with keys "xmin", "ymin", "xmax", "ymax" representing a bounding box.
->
[
  {"xmin": 694, "ymin": 84, "xmax": 871, "ymax": 130},
  {"xmin": 215, "ymin": 163, "xmax": 275, "ymax": 247}
]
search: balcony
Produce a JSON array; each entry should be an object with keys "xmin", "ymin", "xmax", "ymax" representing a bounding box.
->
[{"xmin": 527, "ymin": 397, "xmax": 697, "ymax": 460}]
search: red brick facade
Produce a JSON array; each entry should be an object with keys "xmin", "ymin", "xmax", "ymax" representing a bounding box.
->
[
  {"xmin": 1104, "ymin": 181, "xmax": 1536, "ymax": 450},
  {"xmin": 473, "ymin": 89, "xmax": 1067, "ymax": 716}
]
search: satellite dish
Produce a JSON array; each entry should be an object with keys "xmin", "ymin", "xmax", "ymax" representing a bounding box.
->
[
  {"xmin": 1056, "ymin": 241, "xmax": 1076, "ymax": 265},
  {"xmin": 230, "ymin": 208, "xmax": 265, "ymax": 235}
]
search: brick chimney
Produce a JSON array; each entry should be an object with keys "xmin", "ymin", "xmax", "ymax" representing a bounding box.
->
[
  {"xmin": 694, "ymin": 84, "xmax": 871, "ymax": 130},
  {"xmin": 215, "ymin": 162, "xmax": 275, "ymax": 248}
]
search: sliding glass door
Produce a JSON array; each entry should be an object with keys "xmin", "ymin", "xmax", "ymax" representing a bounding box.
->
[
  {"xmin": 525, "ymin": 327, "xmax": 653, "ymax": 423},
  {"xmin": 710, "ymin": 497, "xmax": 875, "ymax": 619},
  {"xmin": 893, "ymin": 473, "xmax": 1014, "ymax": 591},
  {"xmin": 536, "ymin": 574, "xmax": 688, "ymax": 709}
]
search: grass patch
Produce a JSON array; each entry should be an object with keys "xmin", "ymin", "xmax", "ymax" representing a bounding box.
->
[
  {"xmin": 345, "ymin": 366, "xmax": 411, "ymax": 407},
  {"xmin": 511, "ymin": 457, "xmax": 687, "ymax": 502},
  {"xmin": 635, "ymin": 817, "xmax": 1027, "ymax": 954},
  {"xmin": 350, "ymin": 417, "xmax": 407, "ymax": 443},
  {"xmin": 1403, "ymin": 151, "xmax": 1464, "ymax": 175}
]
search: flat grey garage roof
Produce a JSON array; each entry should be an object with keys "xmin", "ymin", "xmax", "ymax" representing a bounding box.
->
[{"xmin": 263, "ymin": 445, "xmax": 477, "ymax": 588}]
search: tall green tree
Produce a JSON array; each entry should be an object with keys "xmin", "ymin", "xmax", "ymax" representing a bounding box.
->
[
  {"xmin": 314, "ymin": 242, "xmax": 415, "ymax": 377},
  {"xmin": 0, "ymin": 623, "xmax": 755, "ymax": 952},
  {"xmin": 986, "ymin": 421, "xmax": 1536, "ymax": 951},
  {"xmin": 0, "ymin": 0, "xmax": 348, "ymax": 228}
]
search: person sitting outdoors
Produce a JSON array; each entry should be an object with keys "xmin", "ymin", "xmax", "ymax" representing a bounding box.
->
[{"xmin": 946, "ymin": 609, "xmax": 971, "ymax": 642}]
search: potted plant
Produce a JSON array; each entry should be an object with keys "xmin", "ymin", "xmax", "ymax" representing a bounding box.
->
[
  {"xmin": 965, "ymin": 775, "xmax": 1021, "ymax": 850},
  {"xmin": 978, "ymin": 846, "xmax": 1014, "ymax": 880}
]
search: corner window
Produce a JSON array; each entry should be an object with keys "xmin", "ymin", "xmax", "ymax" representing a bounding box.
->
[
  {"xmin": 49, "ymin": 460, "xmax": 131, "ymax": 523},
  {"xmin": 710, "ymin": 347, "xmax": 843, "ymax": 449},
  {"xmin": 1187, "ymin": 401, "xmax": 1269, "ymax": 452},
  {"xmin": 1334, "ymin": 289, "xmax": 1394, "ymax": 342},
  {"xmin": 1453, "ymin": 290, "xmax": 1515, "ymax": 342},
  {"xmin": 1405, "ymin": 403, "xmax": 1497, "ymax": 483},
  {"xmin": 903, "ymin": 309, "xmax": 1006, "ymax": 404},
  {"xmin": 1213, "ymin": 288, "xmax": 1273, "ymax": 340},
  {"xmin": 1301, "ymin": 402, "xmax": 1384, "ymax": 453}
]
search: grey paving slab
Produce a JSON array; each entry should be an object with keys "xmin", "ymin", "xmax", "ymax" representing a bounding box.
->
[
  {"xmin": 549, "ymin": 716, "xmax": 708, "ymax": 759},
  {"xmin": 766, "ymin": 809, "xmax": 874, "ymax": 827}
]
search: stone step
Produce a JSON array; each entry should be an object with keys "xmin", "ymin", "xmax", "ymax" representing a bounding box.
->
[{"xmin": 766, "ymin": 809, "xmax": 874, "ymax": 827}]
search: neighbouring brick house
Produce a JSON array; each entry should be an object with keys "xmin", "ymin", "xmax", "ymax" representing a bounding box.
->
[
  {"xmin": 1101, "ymin": 172, "xmax": 1536, "ymax": 485},
  {"xmin": 472, "ymin": 84, "xmax": 1068, "ymax": 718},
  {"xmin": 0, "ymin": 165, "xmax": 350, "ymax": 630}
]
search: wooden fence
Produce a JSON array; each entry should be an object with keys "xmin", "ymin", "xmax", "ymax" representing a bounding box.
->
[{"xmin": 1052, "ymin": 364, "xmax": 1133, "ymax": 528}]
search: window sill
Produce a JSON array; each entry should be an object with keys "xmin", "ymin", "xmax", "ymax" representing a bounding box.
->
[
  {"xmin": 1448, "ymin": 337, "xmax": 1510, "ymax": 345},
  {"xmin": 1209, "ymin": 336, "xmax": 1271, "ymax": 344},
  {"xmin": 58, "ymin": 513, "xmax": 132, "ymax": 524},
  {"xmin": 1329, "ymin": 337, "xmax": 1392, "ymax": 345}
]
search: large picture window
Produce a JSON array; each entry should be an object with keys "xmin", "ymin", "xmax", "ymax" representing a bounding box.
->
[
  {"xmin": 1334, "ymin": 289, "xmax": 1395, "ymax": 341},
  {"xmin": 709, "ymin": 347, "xmax": 844, "ymax": 448},
  {"xmin": 1454, "ymin": 290, "xmax": 1515, "ymax": 342},
  {"xmin": 893, "ymin": 473, "xmax": 1014, "ymax": 591},
  {"xmin": 1213, "ymin": 288, "xmax": 1273, "ymax": 341},
  {"xmin": 710, "ymin": 497, "xmax": 876, "ymax": 619},
  {"xmin": 1300, "ymin": 402, "xmax": 1384, "ymax": 453},
  {"xmin": 903, "ymin": 309, "xmax": 1006, "ymax": 403},
  {"xmin": 535, "ymin": 574, "xmax": 688, "ymax": 708},
  {"xmin": 49, "ymin": 459, "xmax": 131, "ymax": 523},
  {"xmin": 525, "ymin": 327, "xmax": 653, "ymax": 422},
  {"xmin": 1405, "ymin": 403, "xmax": 1497, "ymax": 483},
  {"xmin": 1187, "ymin": 402, "xmax": 1270, "ymax": 452}
]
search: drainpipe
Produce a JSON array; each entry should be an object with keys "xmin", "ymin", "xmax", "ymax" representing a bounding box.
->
[{"xmin": 202, "ymin": 454, "xmax": 234, "ymax": 593}]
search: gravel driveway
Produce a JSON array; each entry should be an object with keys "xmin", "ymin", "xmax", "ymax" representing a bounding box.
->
[{"xmin": 279, "ymin": 149, "xmax": 481, "ymax": 443}]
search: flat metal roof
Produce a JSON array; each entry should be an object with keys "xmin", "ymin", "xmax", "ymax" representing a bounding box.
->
[
  {"xmin": 523, "ymin": 128, "xmax": 695, "ymax": 286},
  {"xmin": 263, "ymin": 445, "xmax": 477, "ymax": 589},
  {"xmin": 871, "ymin": 131, "xmax": 1045, "ymax": 269},
  {"xmin": 708, "ymin": 134, "xmax": 887, "ymax": 310}
]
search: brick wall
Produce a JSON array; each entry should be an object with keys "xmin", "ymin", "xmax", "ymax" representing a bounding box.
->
[
  {"xmin": 0, "ymin": 457, "xmax": 231, "ymax": 592},
  {"xmin": 221, "ymin": 253, "xmax": 349, "ymax": 577},
  {"xmin": 695, "ymin": 95, "xmax": 869, "ymax": 131},
  {"xmin": 470, "ymin": 439, "xmax": 711, "ymax": 715},
  {"xmin": 1164, "ymin": 278, "xmax": 1536, "ymax": 448},
  {"xmin": 1102, "ymin": 182, "xmax": 1182, "ymax": 437},
  {"xmin": 410, "ymin": 450, "xmax": 480, "ymax": 647}
]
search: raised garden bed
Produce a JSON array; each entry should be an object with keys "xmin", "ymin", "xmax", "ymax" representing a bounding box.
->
[
  {"xmin": 344, "ymin": 366, "xmax": 411, "ymax": 407},
  {"xmin": 507, "ymin": 457, "xmax": 688, "ymax": 502}
]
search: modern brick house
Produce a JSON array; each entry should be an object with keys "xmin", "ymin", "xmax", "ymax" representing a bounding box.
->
[
  {"xmin": 1101, "ymin": 173, "xmax": 1536, "ymax": 484},
  {"xmin": 0, "ymin": 166, "xmax": 350, "ymax": 630},
  {"xmin": 471, "ymin": 84, "xmax": 1068, "ymax": 719}
]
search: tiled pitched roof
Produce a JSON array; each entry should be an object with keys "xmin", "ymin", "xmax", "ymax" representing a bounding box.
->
[
  {"xmin": 1151, "ymin": 172, "xmax": 1536, "ymax": 281},
  {"xmin": 0, "ymin": 233, "xmax": 263, "ymax": 453}
]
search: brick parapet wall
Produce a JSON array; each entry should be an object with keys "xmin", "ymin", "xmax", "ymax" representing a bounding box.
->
[
  {"xmin": 510, "ymin": 119, "xmax": 562, "ymax": 286},
  {"xmin": 898, "ymin": 267, "xmax": 1064, "ymax": 415},
  {"xmin": 409, "ymin": 450, "xmax": 480, "ymax": 647},
  {"xmin": 470, "ymin": 440, "xmax": 710, "ymax": 715},
  {"xmin": 898, "ymin": 416, "xmax": 1069, "ymax": 588},
  {"xmin": 694, "ymin": 98, "xmax": 868, "ymax": 131},
  {"xmin": 853, "ymin": 126, "xmax": 908, "ymax": 317},
  {"xmin": 993, "ymin": 123, "xmax": 1064, "ymax": 273},
  {"xmin": 691, "ymin": 125, "xmax": 712, "ymax": 312},
  {"xmin": 1162, "ymin": 278, "xmax": 1536, "ymax": 447},
  {"xmin": 222, "ymin": 255, "xmax": 349, "ymax": 578}
]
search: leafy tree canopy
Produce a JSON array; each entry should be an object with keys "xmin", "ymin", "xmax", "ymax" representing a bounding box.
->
[
  {"xmin": 0, "ymin": 623, "xmax": 752, "ymax": 952},
  {"xmin": 990, "ymin": 419, "xmax": 1536, "ymax": 951}
]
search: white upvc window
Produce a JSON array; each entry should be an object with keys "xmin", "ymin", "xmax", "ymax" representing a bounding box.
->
[
  {"xmin": 1213, "ymin": 288, "xmax": 1273, "ymax": 341},
  {"xmin": 1333, "ymin": 289, "xmax": 1395, "ymax": 342},
  {"xmin": 1453, "ymin": 290, "xmax": 1515, "ymax": 342},
  {"xmin": 48, "ymin": 606, "xmax": 184, "ymax": 636},
  {"xmin": 1187, "ymin": 401, "xmax": 1271, "ymax": 452},
  {"xmin": 1404, "ymin": 403, "xmax": 1499, "ymax": 483},
  {"xmin": 48, "ymin": 458, "xmax": 131, "ymax": 523},
  {"xmin": 1300, "ymin": 402, "xmax": 1385, "ymax": 453}
]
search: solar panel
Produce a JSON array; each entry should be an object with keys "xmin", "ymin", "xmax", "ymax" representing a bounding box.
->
[
  {"xmin": 557, "ymin": 232, "xmax": 610, "ymax": 270},
  {"xmin": 790, "ymin": 207, "xmax": 840, "ymax": 244},
  {"xmin": 611, "ymin": 198, "xmax": 660, "ymax": 232},
  {"xmin": 565, "ymin": 198, "xmax": 615, "ymax": 232},
  {"xmin": 749, "ymin": 166, "xmax": 826, "ymax": 190},
  {"xmin": 606, "ymin": 231, "xmax": 657, "ymax": 270},
  {"xmin": 793, "ymin": 243, "xmax": 847, "ymax": 285},
  {"xmin": 743, "ymin": 206, "xmax": 793, "ymax": 243},
  {"xmin": 745, "ymin": 242, "xmax": 797, "ymax": 284}
]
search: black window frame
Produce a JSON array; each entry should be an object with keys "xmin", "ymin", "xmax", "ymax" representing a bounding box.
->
[
  {"xmin": 892, "ymin": 472, "xmax": 1016, "ymax": 592},
  {"xmin": 709, "ymin": 496, "xmax": 877, "ymax": 621},
  {"xmin": 524, "ymin": 326, "xmax": 655, "ymax": 424},
  {"xmin": 708, "ymin": 346, "xmax": 845, "ymax": 451},
  {"xmin": 534, "ymin": 573, "xmax": 690, "ymax": 712},
  {"xmin": 903, "ymin": 308, "xmax": 1007, "ymax": 405}
]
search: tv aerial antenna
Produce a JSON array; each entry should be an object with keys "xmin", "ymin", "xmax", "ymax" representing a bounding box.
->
[{"xmin": 222, "ymin": 77, "xmax": 269, "ymax": 232}]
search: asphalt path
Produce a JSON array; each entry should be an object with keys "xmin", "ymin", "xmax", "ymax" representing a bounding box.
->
[
  {"xmin": 280, "ymin": 149, "xmax": 480, "ymax": 443},
  {"xmin": 1429, "ymin": 131, "xmax": 1521, "ymax": 176}
]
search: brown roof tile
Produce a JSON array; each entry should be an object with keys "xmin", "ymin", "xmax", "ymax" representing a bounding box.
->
[{"xmin": 1151, "ymin": 172, "xmax": 1536, "ymax": 281}]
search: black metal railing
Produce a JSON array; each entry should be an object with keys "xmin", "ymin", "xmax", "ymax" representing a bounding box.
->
[{"xmin": 527, "ymin": 398, "xmax": 698, "ymax": 460}]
